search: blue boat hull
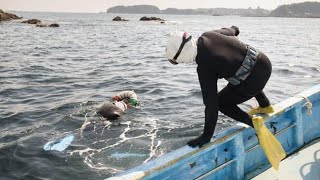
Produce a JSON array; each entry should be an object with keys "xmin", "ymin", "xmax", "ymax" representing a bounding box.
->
[{"xmin": 107, "ymin": 84, "xmax": 320, "ymax": 180}]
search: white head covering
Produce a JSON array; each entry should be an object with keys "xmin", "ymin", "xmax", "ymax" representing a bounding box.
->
[
  {"xmin": 165, "ymin": 31, "xmax": 197, "ymax": 64},
  {"xmin": 114, "ymin": 101, "xmax": 127, "ymax": 111}
]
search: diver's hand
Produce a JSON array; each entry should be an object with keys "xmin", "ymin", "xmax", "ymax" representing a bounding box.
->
[{"xmin": 187, "ymin": 134, "xmax": 211, "ymax": 148}]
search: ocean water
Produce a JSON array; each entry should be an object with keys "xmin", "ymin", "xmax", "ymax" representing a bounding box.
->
[{"xmin": 0, "ymin": 12, "xmax": 319, "ymax": 179}]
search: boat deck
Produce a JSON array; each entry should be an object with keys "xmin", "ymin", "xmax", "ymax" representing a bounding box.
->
[{"xmin": 253, "ymin": 139, "xmax": 320, "ymax": 180}]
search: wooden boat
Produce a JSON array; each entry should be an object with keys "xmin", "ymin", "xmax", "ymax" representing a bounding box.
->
[{"xmin": 107, "ymin": 84, "xmax": 320, "ymax": 180}]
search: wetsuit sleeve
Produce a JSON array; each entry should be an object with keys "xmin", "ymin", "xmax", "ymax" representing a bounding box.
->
[
  {"xmin": 197, "ymin": 64, "xmax": 218, "ymax": 139},
  {"xmin": 213, "ymin": 26, "xmax": 240, "ymax": 36}
]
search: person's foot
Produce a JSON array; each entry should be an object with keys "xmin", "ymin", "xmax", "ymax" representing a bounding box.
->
[
  {"xmin": 251, "ymin": 116, "xmax": 264, "ymax": 131},
  {"xmin": 251, "ymin": 115, "xmax": 286, "ymax": 171},
  {"xmin": 248, "ymin": 105, "xmax": 274, "ymax": 115}
]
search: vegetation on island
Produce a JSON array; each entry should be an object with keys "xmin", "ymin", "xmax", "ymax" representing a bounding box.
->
[{"xmin": 270, "ymin": 1, "xmax": 320, "ymax": 18}]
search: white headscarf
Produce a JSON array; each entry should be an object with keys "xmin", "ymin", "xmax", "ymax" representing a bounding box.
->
[
  {"xmin": 165, "ymin": 31, "xmax": 197, "ymax": 64},
  {"xmin": 114, "ymin": 101, "xmax": 127, "ymax": 111}
]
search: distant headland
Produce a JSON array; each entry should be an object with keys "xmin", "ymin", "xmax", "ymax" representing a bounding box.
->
[{"xmin": 106, "ymin": 1, "xmax": 320, "ymax": 18}]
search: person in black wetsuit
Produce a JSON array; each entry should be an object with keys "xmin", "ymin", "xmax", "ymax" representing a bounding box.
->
[{"xmin": 165, "ymin": 26, "xmax": 274, "ymax": 148}]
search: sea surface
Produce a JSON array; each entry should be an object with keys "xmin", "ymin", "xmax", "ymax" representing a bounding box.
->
[{"xmin": 0, "ymin": 12, "xmax": 319, "ymax": 179}]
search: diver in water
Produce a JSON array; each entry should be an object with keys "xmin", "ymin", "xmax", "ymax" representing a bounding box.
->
[
  {"xmin": 97, "ymin": 90, "xmax": 139, "ymax": 120},
  {"xmin": 44, "ymin": 91, "xmax": 139, "ymax": 152},
  {"xmin": 165, "ymin": 26, "xmax": 285, "ymax": 170},
  {"xmin": 80, "ymin": 90, "xmax": 138, "ymax": 132}
]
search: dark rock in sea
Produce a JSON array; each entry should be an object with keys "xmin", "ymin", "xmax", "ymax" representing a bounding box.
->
[
  {"xmin": 49, "ymin": 23, "xmax": 59, "ymax": 27},
  {"xmin": 35, "ymin": 24, "xmax": 46, "ymax": 27},
  {"xmin": 36, "ymin": 23, "xmax": 60, "ymax": 27},
  {"xmin": 112, "ymin": 16, "xmax": 129, "ymax": 21},
  {"xmin": 22, "ymin": 19, "xmax": 41, "ymax": 24},
  {"xmin": 21, "ymin": 19, "xmax": 60, "ymax": 27},
  {"xmin": 0, "ymin": 10, "xmax": 22, "ymax": 21},
  {"xmin": 140, "ymin": 16, "xmax": 165, "ymax": 21}
]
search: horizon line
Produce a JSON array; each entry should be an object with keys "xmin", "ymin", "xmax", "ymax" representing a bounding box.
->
[{"xmin": 1, "ymin": 4, "xmax": 288, "ymax": 14}]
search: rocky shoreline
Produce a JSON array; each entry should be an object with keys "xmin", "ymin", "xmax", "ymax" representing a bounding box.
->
[
  {"xmin": 0, "ymin": 9, "xmax": 22, "ymax": 21},
  {"xmin": 1, "ymin": 10, "xmax": 166, "ymax": 26},
  {"xmin": 0, "ymin": 10, "xmax": 60, "ymax": 27}
]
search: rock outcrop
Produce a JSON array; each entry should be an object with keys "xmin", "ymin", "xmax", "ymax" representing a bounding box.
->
[
  {"xmin": 36, "ymin": 23, "xmax": 60, "ymax": 27},
  {"xmin": 48, "ymin": 23, "xmax": 59, "ymax": 27},
  {"xmin": 112, "ymin": 16, "xmax": 129, "ymax": 21},
  {"xmin": 21, "ymin": 18, "xmax": 60, "ymax": 27},
  {"xmin": 0, "ymin": 9, "xmax": 22, "ymax": 21},
  {"xmin": 140, "ymin": 16, "xmax": 165, "ymax": 21},
  {"xmin": 0, "ymin": 10, "xmax": 59, "ymax": 27},
  {"xmin": 21, "ymin": 19, "xmax": 41, "ymax": 24}
]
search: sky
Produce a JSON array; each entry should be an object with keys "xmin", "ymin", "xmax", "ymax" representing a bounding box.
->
[{"xmin": 1, "ymin": 0, "xmax": 319, "ymax": 13}]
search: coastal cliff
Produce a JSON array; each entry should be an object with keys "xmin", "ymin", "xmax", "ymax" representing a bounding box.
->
[{"xmin": 269, "ymin": 2, "xmax": 320, "ymax": 18}]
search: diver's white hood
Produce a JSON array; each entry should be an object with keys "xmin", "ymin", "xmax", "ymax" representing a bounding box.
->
[
  {"xmin": 165, "ymin": 31, "xmax": 197, "ymax": 64},
  {"xmin": 114, "ymin": 101, "xmax": 127, "ymax": 111}
]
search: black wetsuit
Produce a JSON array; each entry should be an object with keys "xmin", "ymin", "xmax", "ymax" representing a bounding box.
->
[{"xmin": 190, "ymin": 27, "xmax": 272, "ymax": 146}]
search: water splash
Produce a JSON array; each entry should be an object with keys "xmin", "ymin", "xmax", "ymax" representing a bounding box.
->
[{"xmin": 69, "ymin": 116, "xmax": 162, "ymax": 172}]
